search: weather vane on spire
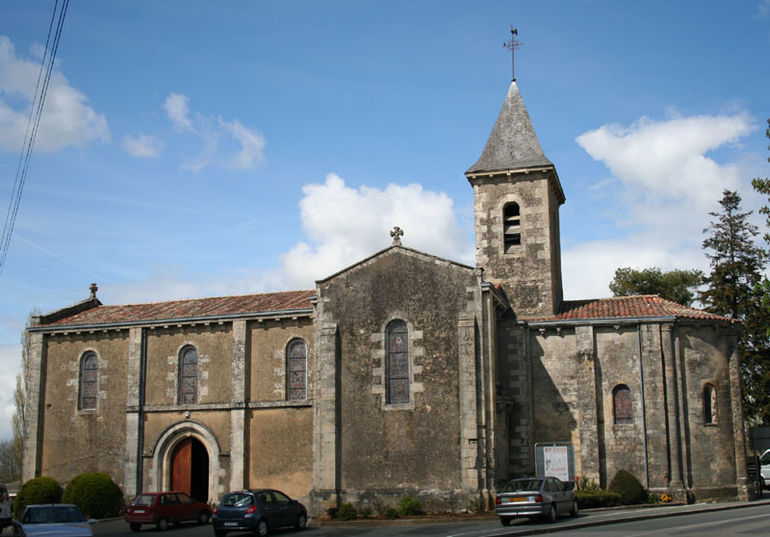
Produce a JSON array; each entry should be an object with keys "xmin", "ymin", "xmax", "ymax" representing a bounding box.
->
[{"xmin": 503, "ymin": 27, "xmax": 522, "ymax": 81}]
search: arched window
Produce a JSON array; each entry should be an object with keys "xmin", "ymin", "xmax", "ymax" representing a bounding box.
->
[
  {"xmin": 386, "ymin": 320, "xmax": 409, "ymax": 405},
  {"xmin": 179, "ymin": 346, "xmax": 198, "ymax": 404},
  {"xmin": 79, "ymin": 351, "xmax": 98, "ymax": 410},
  {"xmin": 503, "ymin": 202, "xmax": 521, "ymax": 253},
  {"xmin": 613, "ymin": 384, "xmax": 633, "ymax": 424},
  {"xmin": 703, "ymin": 383, "xmax": 717, "ymax": 425},
  {"xmin": 287, "ymin": 339, "xmax": 307, "ymax": 401}
]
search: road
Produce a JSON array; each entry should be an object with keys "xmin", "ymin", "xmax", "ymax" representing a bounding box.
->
[{"xmin": 80, "ymin": 502, "xmax": 770, "ymax": 537}]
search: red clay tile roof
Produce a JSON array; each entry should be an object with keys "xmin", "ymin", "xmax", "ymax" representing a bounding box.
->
[
  {"xmin": 40, "ymin": 290, "xmax": 315, "ymax": 327},
  {"xmin": 533, "ymin": 295, "xmax": 733, "ymax": 323}
]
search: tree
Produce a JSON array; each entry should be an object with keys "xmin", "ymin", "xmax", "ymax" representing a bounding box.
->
[
  {"xmin": 0, "ymin": 439, "xmax": 20, "ymax": 483},
  {"xmin": 700, "ymin": 189, "xmax": 770, "ymax": 424},
  {"xmin": 11, "ymin": 309, "xmax": 38, "ymax": 483},
  {"xmin": 609, "ymin": 266, "xmax": 703, "ymax": 306}
]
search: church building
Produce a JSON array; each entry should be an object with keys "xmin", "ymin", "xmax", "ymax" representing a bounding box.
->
[{"xmin": 22, "ymin": 78, "xmax": 749, "ymax": 514}]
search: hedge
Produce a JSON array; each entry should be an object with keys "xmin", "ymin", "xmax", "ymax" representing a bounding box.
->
[
  {"xmin": 13, "ymin": 476, "xmax": 62, "ymax": 519},
  {"xmin": 62, "ymin": 472, "xmax": 124, "ymax": 519}
]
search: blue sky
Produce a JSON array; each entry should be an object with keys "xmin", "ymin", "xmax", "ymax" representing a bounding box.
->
[{"xmin": 0, "ymin": 0, "xmax": 769, "ymax": 441}]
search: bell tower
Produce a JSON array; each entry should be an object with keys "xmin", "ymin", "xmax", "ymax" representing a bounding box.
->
[{"xmin": 466, "ymin": 81, "xmax": 565, "ymax": 318}]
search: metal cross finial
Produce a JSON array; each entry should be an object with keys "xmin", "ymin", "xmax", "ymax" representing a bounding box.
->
[
  {"xmin": 390, "ymin": 226, "xmax": 404, "ymax": 246},
  {"xmin": 503, "ymin": 27, "xmax": 523, "ymax": 81}
]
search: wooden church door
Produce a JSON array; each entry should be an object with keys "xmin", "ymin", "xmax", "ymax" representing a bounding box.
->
[{"xmin": 171, "ymin": 438, "xmax": 192, "ymax": 495}]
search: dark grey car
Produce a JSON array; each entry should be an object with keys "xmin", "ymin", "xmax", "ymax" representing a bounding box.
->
[
  {"xmin": 212, "ymin": 489, "xmax": 307, "ymax": 537},
  {"xmin": 495, "ymin": 477, "xmax": 578, "ymax": 525}
]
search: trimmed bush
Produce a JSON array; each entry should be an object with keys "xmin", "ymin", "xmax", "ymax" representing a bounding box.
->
[
  {"xmin": 608, "ymin": 469, "xmax": 647, "ymax": 505},
  {"xmin": 383, "ymin": 506, "xmax": 400, "ymax": 519},
  {"xmin": 335, "ymin": 502, "xmax": 357, "ymax": 521},
  {"xmin": 13, "ymin": 476, "xmax": 62, "ymax": 519},
  {"xmin": 62, "ymin": 472, "xmax": 124, "ymax": 519},
  {"xmin": 398, "ymin": 496, "xmax": 422, "ymax": 516},
  {"xmin": 575, "ymin": 490, "xmax": 622, "ymax": 508}
]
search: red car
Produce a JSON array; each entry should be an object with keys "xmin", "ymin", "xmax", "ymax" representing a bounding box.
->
[{"xmin": 125, "ymin": 491, "xmax": 211, "ymax": 531}]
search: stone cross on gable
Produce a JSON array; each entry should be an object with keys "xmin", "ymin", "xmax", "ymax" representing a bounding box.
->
[{"xmin": 390, "ymin": 226, "xmax": 404, "ymax": 246}]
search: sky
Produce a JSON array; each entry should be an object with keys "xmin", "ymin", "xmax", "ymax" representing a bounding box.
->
[{"xmin": 0, "ymin": 0, "xmax": 769, "ymax": 442}]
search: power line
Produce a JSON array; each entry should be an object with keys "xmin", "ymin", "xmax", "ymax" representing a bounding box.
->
[{"xmin": 0, "ymin": 0, "xmax": 70, "ymax": 275}]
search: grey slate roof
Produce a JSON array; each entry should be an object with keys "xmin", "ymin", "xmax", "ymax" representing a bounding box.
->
[{"xmin": 466, "ymin": 81, "xmax": 553, "ymax": 175}]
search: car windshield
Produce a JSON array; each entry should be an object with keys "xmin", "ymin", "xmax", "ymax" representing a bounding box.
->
[
  {"xmin": 221, "ymin": 493, "xmax": 253, "ymax": 507},
  {"xmin": 505, "ymin": 479, "xmax": 543, "ymax": 492},
  {"xmin": 25, "ymin": 506, "xmax": 85, "ymax": 524},
  {"xmin": 131, "ymin": 494, "xmax": 156, "ymax": 506},
  {"xmin": 761, "ymin": 451, "xmax": 770, "ymax": 465}
]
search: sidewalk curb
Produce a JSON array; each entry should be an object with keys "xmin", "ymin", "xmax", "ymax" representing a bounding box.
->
[{"xmin": 492, "ymin": 499, "xmax": 770, "ymax": 535}]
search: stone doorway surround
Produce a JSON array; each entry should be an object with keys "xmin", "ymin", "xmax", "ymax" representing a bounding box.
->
[{"xmin": 148, "ymin": 420, "xmax": 225, "ymax": 503}]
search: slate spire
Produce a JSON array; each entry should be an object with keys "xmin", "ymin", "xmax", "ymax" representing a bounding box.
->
[{"xmin": 466, "ymin": 81, "xmax": 552, "ymax": 176}]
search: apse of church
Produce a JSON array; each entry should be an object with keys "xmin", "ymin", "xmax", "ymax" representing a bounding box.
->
[{"xmin": 23, "ymin": 76, "xmax": 749, "ymax": 515}]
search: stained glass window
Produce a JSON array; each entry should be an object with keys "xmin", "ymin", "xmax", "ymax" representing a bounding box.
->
[
  {"xmin": 613, "ymin": 384, "xmax": 632, "ymax": 424},
  {"xmin": 180, "ymin": 346, "xmax": 198, "ymax": 404},
  {"xmin": 287, "ymin": 339, "xmax": 307, "ymax": 401},
  {"xmin": 79, "ymin": 352, "xmax": 98, "ymax": 410},
  {"xmin": 386, "ymin": 320, "xmax": 409, "ymax": 405}
]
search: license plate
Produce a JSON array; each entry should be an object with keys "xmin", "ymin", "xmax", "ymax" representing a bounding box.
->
[
  {"xmin": 508, "ymin": 497, "xmax": 527, "ymax": 502},
  {"xmin": 224, "ymin": 522, "xmax": 237, "ymax": 527},
  {"xmin": 134, "ymin": 509, "xmax": 146, "ymax": 513}
]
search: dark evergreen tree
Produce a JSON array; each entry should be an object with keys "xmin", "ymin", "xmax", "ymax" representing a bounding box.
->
[
  {"xmin": 700, "ymin": 189, "xmax": 770, "ymax": 424},
  {"xmin": 609, "ymin": 266, "xmax": 703, "ymax": 306}
]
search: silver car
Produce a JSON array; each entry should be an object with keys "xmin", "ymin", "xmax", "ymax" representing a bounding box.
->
[
  {"xmin": 12, "ymin": 504, "xmax": 95, "ymax": 536},
  {"xmin": 495, "ymin": 477, "xmax": 578, "ymax": 525}
]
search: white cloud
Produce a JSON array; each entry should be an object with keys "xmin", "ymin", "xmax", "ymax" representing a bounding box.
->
[
  {"xmin": 163, "ymin": 92, "xmax": 265, "ymax": 171},
  {"xmin": 0, "ymin": 36, "xmax": 109, "ymax": 152},
  {"xmin": 569, "ymin": 111, "xmax": 758, "ymax": 300},
  {"xmin": 279, "ymin": 173, "xmax": 473, "ymax": 288},
  {"xmin": 576, "ymin": 113, "xmax": 752, "ymax": 212},
  {"xmin": 562, "ymin": 238, "xmax": 707, "ymax": 301},
  {"xmin": 163, "ymin": 93, "xmax": 193, "ymax": 132},
  {"xmin": 122, "ymin": 133, "xmax": 164, "ymax": 158}
]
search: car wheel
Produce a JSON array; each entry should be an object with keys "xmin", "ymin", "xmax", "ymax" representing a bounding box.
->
[
  {"xmin": 499, "ymin": 516, "xmax": 513, "ymax": 526},
  {"xmin": 129, "ymin": 522, "xmax": 141, "ymax": 531},
  {"xmin": 257, "ymin": 518, "xmax": 269, "ymax": 537},
  {"xmin": 198, "ymin": 510, "xmax": 210, "ymax": 524},
  {"xmin": 156, "ymin": 517, "xmax": 169, "ymax": 531},
  {"xmin": 295, "ymin": 512, "xmax": 307, "ymax": 530},
  {"xmin": 546, "ymin": 504, "xmax": 557, "ymax": 523},
  {"xmin": 570, "ymin": 500, "xmax": 579, "ymax": 517}
]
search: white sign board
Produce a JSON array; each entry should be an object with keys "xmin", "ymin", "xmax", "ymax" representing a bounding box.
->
[{"xmin": 543, "ymin": 446, "xmax": 570, "ymax": 481}]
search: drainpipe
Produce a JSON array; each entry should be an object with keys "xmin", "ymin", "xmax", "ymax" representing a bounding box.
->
[
  {"xmin": 637, "ymin": 324, "xmax": 650, "ymax": 489},
  {"xmin": 136, "ymin": 328, "xmax": 147, "ymax": 493}
]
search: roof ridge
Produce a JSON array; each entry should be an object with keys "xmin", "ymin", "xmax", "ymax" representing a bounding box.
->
[{"xmin": 93, "ymin": 289, "xmax": 315, "ymax": 309}]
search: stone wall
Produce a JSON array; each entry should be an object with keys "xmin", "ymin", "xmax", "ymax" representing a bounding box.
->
[
  {"xmin": 39, "ymin": 331, "xmax": 130, "ymax": 487},
  {"xmin": 313, "ymin": 247, "xmax": 485, "ymax": 513}
]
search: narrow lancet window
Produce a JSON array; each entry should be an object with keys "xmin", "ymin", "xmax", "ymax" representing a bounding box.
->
[
  {"xmin": 503, "ymin": 202, "xmax": 521, "ymax": 252},
  {"xmin": 79, "ymin": 351, "xmax": 98, "ymax": 410},
  {"xmin": 386, "ymin": 320, "xmax": 409, "ymax": 405},
  {"xmin": 180, "ymin": 346, "xmax": 198, "ymax": 404},
  {"xmin": 704, "ymin": 383, "xmax": 717, "ymax": 425},
  {"xmin": 287, "ymin": 339, "xmax": 307, "ymax": 401}
]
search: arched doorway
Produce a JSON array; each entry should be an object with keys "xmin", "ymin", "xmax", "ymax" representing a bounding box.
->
[{"xmin": 171, "ymin": 437, "xmax": 209, "ymax": 502}]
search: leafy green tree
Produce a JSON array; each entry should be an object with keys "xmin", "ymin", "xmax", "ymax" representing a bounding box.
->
[
  {"xmin": 700, "ymin": 189, "xmax": 770, "ymax": 424},
  {"xmin": 609, "ymin": 267, "xmax": 703, "ymax": 306}
]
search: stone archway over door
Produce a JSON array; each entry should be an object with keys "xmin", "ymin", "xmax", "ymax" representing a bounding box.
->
[{"xmin": 171, "ymin": 437, "xmax": 209, "ymax": 502}]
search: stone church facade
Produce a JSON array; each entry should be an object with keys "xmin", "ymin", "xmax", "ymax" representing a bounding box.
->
[{"xmin": 23, "ymin": 80, "xmax": 749, "ymax": 514}]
